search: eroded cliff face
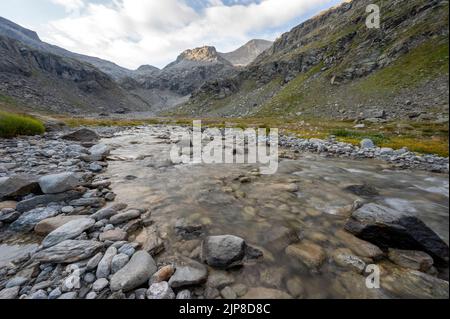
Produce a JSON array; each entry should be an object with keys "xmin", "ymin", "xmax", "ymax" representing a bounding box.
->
[{"xmin": 180, "ymin": 0, "xmax": 449, "ymax": 121}]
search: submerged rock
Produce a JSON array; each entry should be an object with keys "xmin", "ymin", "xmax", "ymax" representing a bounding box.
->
[{"xmin": 285, "ymin": 241, "xmax": 327, "ymax": 270}]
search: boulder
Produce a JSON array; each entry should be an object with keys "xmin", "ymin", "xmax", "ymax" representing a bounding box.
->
[
  {"xmin": 0, "ymin": 175, "xmax": 40, "ymax": 200},
  {"xmin": 345, "ymin": 203, "xmax": 449, "ymax": 265},
  {"xmin": 110, "ymin": 251, "xmax": 157, "ymax": 292},
  {"xmin": 201, "ymin": 235, "xmax": 246, "ymax": 268},
  {"xmin": 33, "ymin": 240, "xmax": 103, "ymax": 263},
  {"xmin": 34, "ymin": 215, "xmax": 85, "ymax": 235},
  {"xmin": 38, "ymin": 173, "xmax": 80, "ymax": 194},
  {"xmin": 42, "ymin": 218, "xmax": 95, "ymax": 248},
  {"xmin": 61, "ymin": 129, "xmax": 99, "ymax": 142},
  {"xmin": 9, "ymin": 207, "xmax": 59, "ymax": 232}
]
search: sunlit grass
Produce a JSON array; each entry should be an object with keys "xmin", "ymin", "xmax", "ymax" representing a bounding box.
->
[{"xmin": 0, "ymin": 111, "xmax": 45, "ymax": 138}]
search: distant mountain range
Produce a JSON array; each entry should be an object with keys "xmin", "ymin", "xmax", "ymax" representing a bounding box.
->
[{"xmin": 0, "ymin": 16, "xmax": 272, "ymax": 114}]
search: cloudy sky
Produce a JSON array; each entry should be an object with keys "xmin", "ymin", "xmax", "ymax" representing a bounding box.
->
[{"xmin": 0, "ymin": 0, "xmax": 343, "ymax": 69}]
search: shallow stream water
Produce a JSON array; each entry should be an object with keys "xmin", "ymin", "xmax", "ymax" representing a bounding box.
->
[{"xmin": 99, "ymin": 126, "xmax": 449, "ymax": 298}]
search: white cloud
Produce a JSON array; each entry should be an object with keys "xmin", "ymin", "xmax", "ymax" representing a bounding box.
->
[
  {"xmin": 41, "ymin": 0, "xmax": 341, "ymax": 69},
  {"xmin": 51, "ymin": 0, "xmax": 85, "ymax": 12}
]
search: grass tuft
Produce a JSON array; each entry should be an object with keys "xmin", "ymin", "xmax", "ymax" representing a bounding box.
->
[{"xmin": 0, "ymin": 111, "xmax": 45, "ymax": 138}]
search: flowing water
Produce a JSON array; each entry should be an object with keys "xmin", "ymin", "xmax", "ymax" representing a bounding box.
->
[{"xmin": 99, "ymin": 126, "xmax": 449, "ymax": 298}]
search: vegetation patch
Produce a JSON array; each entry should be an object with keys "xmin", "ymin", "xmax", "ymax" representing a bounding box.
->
[{"xmin": 0, "ymin": 111, "xmax": 45, "ymax": 138}]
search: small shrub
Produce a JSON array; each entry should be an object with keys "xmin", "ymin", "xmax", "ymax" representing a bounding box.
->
[{"xmin": 0, "ymin": 111, "xmax": 45, "ymax": 138}]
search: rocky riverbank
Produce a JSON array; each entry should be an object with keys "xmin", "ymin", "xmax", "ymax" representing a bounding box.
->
[
  {"xmin": 0, "ymin": 125, "xmax": 449, "ymax": 299},
  {"xmin": 279, "ymin": 135, "xmax": 449, "ymax": 174}
]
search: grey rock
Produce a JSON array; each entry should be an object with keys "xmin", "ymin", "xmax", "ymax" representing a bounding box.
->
[
  {"xmin": 42, "ymin": 218, "xmax": 95, "ymax": 248},
  {"xmin": 88, "ymin": 163, "xmax": 103, "ymax": 173},
  {"xmin": 146, "ymin": 281, "xmax": 175, "ymax": 299},
  {"xmin": 58, "ymin": 292, "xmax": 78, "ymax": 299},
  {"xmin": 48, "ymin": 287, "xmax": 62, "ymax": 299},
  {"xmin": 111, "ymin": 253, "xmax": 130, "ymax": 274},
  {"xmin": 86, "ymin": 252, "xmax": 103, "ymax": 270},
  {"xmin": 96, "ymin": 246, "xmax": 117, "ymax": 279},
  {"xmin": 202, "ymin": 235, "xmax": 246, "ymax": 268},
  {"xmin": 5, "ymin": 276, "xmax": 28, "ymax": 288},
  {"xmin": 110, "ymin": 251, "xmax": 157, "ymax": 292},
  {"xmin": 89, "ymin": 144, "xmax": 111, "ymax": 158},
  {"xmin": 0, "ymin": 286, "xmax": 20, "ymax": 299},
  {"xmin": 30, "ymin": 289, "xmax": 48, "ymax": 299},
  {"xmin": 90, "ymin": 203, "xmax": 127, "ymax": 221},
  {"xmin": 92, "ymin": 278, "xmax": 109, "ymax": 292},
  {"xmin": 83, "ymin": 273, "xmax": 96, "ymax": 284},
  {"xmin": 0, "ymin": 175, "xmax": 40, "ymax": 200},
  {"xmin": 118, "ymin": 243, "xmax": 136, "ymax": 256},
  {"xmin": 33, "ymin": 240, "xmax": 103, "ymax": 263},
  {"xmin": 9, "ymin": 207, "xmax": 59, "ymax": 232},
  {"xmin": 110, "ymin": 209, "xmax": 141, "ymax": 225},
  {"xmin": 169, "ymin": 260, "xmax": 208, "ymax": 288},
  {"xmin": 38, "ymin": 173, "xmax": 80, "ymax": 194},
  {"xmin": 176, "ymin": 289, "xmax": 192, "ymax": 299},
  {"xmin": 220, "ymin": 286, "xmax": 237, "ymax": 299},
  {"xmin": 86, "ymin": 291, "xmax": 97, "ymax": 299},
  {"xmin": 16, "ymin": 190, "xmax": 84, "ymax": 213},
  {"xmin": 61, "ymin": 129, "xmax": 99, "ymax": 143}
]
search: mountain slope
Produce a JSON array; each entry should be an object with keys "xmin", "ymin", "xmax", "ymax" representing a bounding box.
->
[
  {"xmin": 220, "ymin": 39, "xmax": 273, "ymax": 66},
  {"xmin": 177, "ymin": 0, "xmax": 449, "ymax": 121},
  {"xmin": 0, "ymin": 16, "xmax": 143, "ymax": 81},
  {"xmin": 0, "ymin": 34, "xmax": 151, "ymax": 114}
]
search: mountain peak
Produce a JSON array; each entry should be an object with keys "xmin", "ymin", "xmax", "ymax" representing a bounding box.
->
[
  {"xmin": 220, "ymin": 39, "xmax": 273, "ymax": 66},
  {"xmin": 177, "ymin": 46, "xmax": 221, "ymax": 63}
]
